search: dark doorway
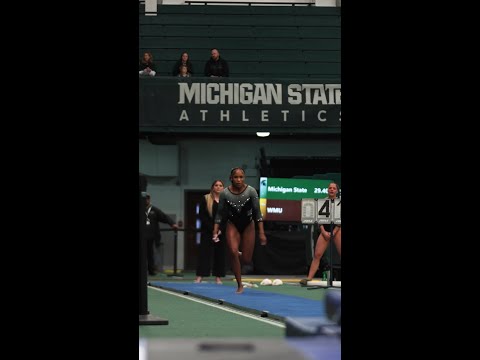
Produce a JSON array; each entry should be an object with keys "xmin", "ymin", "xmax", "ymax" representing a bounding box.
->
[{"xmin": 184, "ymin": 190, "xmax": 205, "ymax": 271}]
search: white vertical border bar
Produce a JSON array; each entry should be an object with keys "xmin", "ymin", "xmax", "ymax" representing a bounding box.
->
[{"xmin": 145, "ymin": 0, "xmax": 157, "ymax": 16}]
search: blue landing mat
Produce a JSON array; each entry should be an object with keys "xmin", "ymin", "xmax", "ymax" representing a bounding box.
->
[{"xmin": 150, "ymin": 281, "xmax": 325, "ymax": 319}]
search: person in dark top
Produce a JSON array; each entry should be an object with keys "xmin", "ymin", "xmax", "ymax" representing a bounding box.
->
[
  {"xmin": 172, "ymin": 51, "xmax": 194, "ymax": 76},
  {"xmin": 139, "ymin": 51, "xmax": 157, "ymax": 77},
  {"xmin": 204, "ymin": 48, "xmax": 229, "ymax": 77},
  {"xmin": 144, "ymin": 193, "xmax": 178, "ymax": 275},
  {"xmin": 195, "ymin": 180, "xmax": 226, "ymax": 284},
  {"xmin": 300, "ymin": 182, "xmax": 341, "ymax": 285},
  {"xmin": 213, "ymin": 167, "xmax": 267, "ymax": 293}
]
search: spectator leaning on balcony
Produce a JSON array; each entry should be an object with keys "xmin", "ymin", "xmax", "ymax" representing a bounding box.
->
[
  {"xmin": 204, "ymin": 48, "xmax": 229, "ymax": 77},
  {"xmin": 139, "ymin": 51, "xmax": 157, "ymax": 77}
]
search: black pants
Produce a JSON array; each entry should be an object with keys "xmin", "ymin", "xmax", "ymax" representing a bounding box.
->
[
  {"xmin": 146, "ymin": 236, "xmax": 158, "ymax": 274},
  {"xmin": 196, "ymin": 233, "xmax": 226, "ymax": 277}
]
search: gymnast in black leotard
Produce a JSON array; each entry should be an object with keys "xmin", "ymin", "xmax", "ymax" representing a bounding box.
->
[
  {"xmin": 213, "ymin": 167, "xmax": 267, "ymax": 294},
  {"xmin": 300, "ymin": 182, "xmax": 341, "ymax": 285}
]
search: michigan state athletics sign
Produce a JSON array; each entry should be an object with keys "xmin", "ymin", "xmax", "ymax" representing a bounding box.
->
[{"xmin": 139, "ymin": 77, "xmax": 341, "ymax": 133}]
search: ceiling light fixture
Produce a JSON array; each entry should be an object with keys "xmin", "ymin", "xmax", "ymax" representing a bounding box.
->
[{"xmin": 256, "ymin": 132, "xmax": 270, "ymax": 137}]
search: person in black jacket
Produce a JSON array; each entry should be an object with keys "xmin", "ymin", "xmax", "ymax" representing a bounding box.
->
[
  {"xmin": 172, "ymin": 51, "xmax": 194, "ymax": 76},
  {"xmin": 204, "ymin": 48, "xmax": 229, "ymax": 77},
  {"xmin": 195, "ymin": 180, "xmax": 226, "ymax": 284},
  {"xmin": 144, "ymin": 193, "xmax": 178, "ymax": 275}
]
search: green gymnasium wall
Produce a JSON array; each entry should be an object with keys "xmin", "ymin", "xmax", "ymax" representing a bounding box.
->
[{"xmin": 139, "ymin": 5, "xmax": 340, "ymax": 79}]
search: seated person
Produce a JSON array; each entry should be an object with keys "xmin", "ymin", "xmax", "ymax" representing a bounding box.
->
[
  {"xmin": 139, "ymin": 51, "xmax": 157, "ymax": 77},
  {"xmin": 204, "ymin": 48, "xmax": 229, "ymax": 77},
  {"xmin": 177, "ymin": 64, "xmax": 191, "ymax": 77},
  {"xmin": 172, "ymin": 52, "xmax": 194, "ymax": 76}
]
